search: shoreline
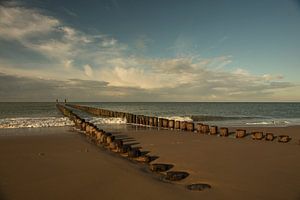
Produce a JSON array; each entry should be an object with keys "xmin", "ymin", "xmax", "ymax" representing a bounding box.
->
[{"xmin": 1, "ymin": 125, "xmax": 299, "ymax": 200}]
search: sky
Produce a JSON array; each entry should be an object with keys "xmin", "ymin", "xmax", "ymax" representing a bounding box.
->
[{"xmin": 0, "ymin": 0, "xmax": 300, "ymax": 102}]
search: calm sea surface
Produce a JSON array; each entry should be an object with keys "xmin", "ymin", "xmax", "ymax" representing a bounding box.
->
[{"xmin": 0, "ymin": 102, "xmax": 300, "ymax": 128}]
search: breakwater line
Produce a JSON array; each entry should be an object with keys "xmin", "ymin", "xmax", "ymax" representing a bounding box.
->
[
  {"xmin": 57, "ymin": 103, "xmax": 208, "ymax": 190},
  {"xmin": 66, "ymin": 103, "xmax": 293, "ymax": 143}
]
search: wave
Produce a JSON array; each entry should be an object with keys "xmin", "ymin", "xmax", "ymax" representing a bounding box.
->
[
  {"xmin": 0, "ymin": 117, "xmax": 74, "ymax": 129},
  {"xmin": 191, "ymin": 115, "xmax": 255, "ymax": 122},
  {"xmin": 164, "ymin": 116, "xmax": 193, "ymax": 122},
  {"xmin": 87, "ymin": 117, "xmax": 126, "ymax": 124},
  {"xmin": 246, "ymin": 120, "xmax": 290, "ymax": 126}
]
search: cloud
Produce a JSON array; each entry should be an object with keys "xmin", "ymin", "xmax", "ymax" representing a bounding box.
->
[
  {"xmin": 0, "ymin": 5, "xmax": 59, "ymax": 40},
  {"xmin": 0, "ymin": 3, "xmax": 298, "ymax": 101},
  {"xmin": 83, "ymin": 64, "xmax": 93, "ymax": 77},
  {"xmin": 101, "ymin": 38, "xmax": 117, "ymax": 47},
  {"xmin": 0, "ymin": 73, "xmax": 155, "ymax": 102},
  {"xmin": 64, "ymin": 59, "xmax": 73, "ymax": 69}
]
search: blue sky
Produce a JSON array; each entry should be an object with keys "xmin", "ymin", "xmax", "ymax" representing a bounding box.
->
[{"xmin": 0, "ymin": 0, "xmax": 300, "ymax": 101}]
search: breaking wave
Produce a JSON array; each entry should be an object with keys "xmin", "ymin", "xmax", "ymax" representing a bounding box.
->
[
  {"xmin": 164, "ymin": 116, "xmax": 193, "ymax": 122},
  {"xmin": 0, "ymin": 117, "xmax": 74, "ymax": 129},
  {"xmin": 191, "ymin": 115, "xmax": 255, "ymax": 122},
  {"xmin": 245, "ymin": 120, "xmax": 290, "ymax": 126},
  {"xmin": 86, "ymin": 117, "xmax": 126, "ymax": 124}
]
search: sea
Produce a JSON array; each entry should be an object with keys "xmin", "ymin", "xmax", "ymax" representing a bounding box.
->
[{"xmin": 0, "ymin": 102, "xmax": 300, "ymax": 129}]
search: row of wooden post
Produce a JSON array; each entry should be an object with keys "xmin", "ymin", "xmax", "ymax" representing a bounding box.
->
[
  {"xmin": 57, "ymin": 103, "xmax": 194, "ymax": 182},
  {"xmin": 65, "ymin": 104, "xmax": 291, "ymax": 143},
  {"xmin": 56, "ymin": 104, "xmax": 148, "ymax": 159}
]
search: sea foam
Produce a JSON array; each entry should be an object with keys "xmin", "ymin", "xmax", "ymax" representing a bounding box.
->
[
  {"xmin": 164, "ymin": 116, "xmax": 193, "ymax": 122},
  {"xmin": 0, "ymin": 117, "xmax": 74, "ymax": 129},
  {"xmin": 85, "ymin": 117, "xmax": 126, "ymax": 124}
]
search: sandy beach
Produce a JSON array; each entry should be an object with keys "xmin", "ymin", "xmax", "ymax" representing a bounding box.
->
[
  {"xmin": 0, "ymin": 127, "xmax": 200, "ymax": 200},
  {"xmin": 0, "ymin": 125, "xmax": 299, "ymax": 200},
  {"xmin": 99, "ymin": 124, "xmax": 300, "ymax": 200}
]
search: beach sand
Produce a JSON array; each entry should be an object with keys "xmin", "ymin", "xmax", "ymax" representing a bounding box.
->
[
  {"xmin": 104, "ymin": 125, "xmax": 300, "ymax": 200},
  {"xmin": 0, "ymin": 126, "xmax": 299, "ymax": 200},
  {"xmin": 0, "ymin": 127, "xmax": 199, "ymax": 200}
]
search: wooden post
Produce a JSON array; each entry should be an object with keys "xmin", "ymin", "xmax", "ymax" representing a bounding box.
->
[
  {"xmin": 180, "ymin": 121, "xmax": 187, "ymax": 131},
  {"xmin": 186, "ymin": 122, "xmax": 194, "ymax": 132},
  {"xmin": 149, "ymin": 117, "xmax": 154, "ymax": 126},
  {"xmin": 278, "ymin": 135, "xmax": 290, "ymax": 143},
  {"xmin": 265, "ymin": 133, "xmax": 275, "ymax": 141},
  {"xmin": 251, "ymin": 131, "xmax": 263, "ymax": 140},
  {"xmin": 201, "ymin": 124, "xmax": 209, "ymax": 134},
  {"xmin": 209, "ymin": 126, "xmax": 218, "ymax": 135},
  {"xmin": 196, "ymin": 123, "xmax": 203, "ymax": 133},
  {"xmin": 168, "ymin": 120, "xmax": 175, "ymax": 129},
  {"xmin": 175, "ymin": 121, "xmax": 180, "ymax": 129},
  {"xmin": 144, "ymin": 116, "xmax": 149, "ymax": 126},
  {"xmin": 158, "ymin": 118, "xmax": 163, "ymax": 127},
  {"xmin": 153, "ymin": 117, "xmax": 158, "ymax": 127},
  {"xmin": 220, "ymin": 127, "xmax": 229, "ymax": 137},
  {"xmin": 236, "ymin": 129, "xmax": 246, "ymax": 138},
  {"xmin": 132, "ymin": 114, "xmax": 136, "ymax": 124},
  {"xmin": 162, "ymin": 118, "xmax": 169, "ymax": 128}
]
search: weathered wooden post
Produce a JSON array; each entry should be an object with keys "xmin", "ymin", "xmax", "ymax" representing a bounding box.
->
[
  {"xmin": 278, "ymin": 135, "xmax": 290, "ymax": 143},
  {"xmin": 168, "ymin": 120, "xmax": 175, "ymax": 129},
  {"xmin": 132, "ymin": 114, "xmax": 136, "ymax": 124},
  {"xmin": 251, "ymin": 131, "xmax": 264, "ymax": 140},
  {"xmin": 201, "ymin": 124, "xmax": 209, "ymax": 134},
  {"xmin": 149, "ymin": 117, "xmax": 154, "ymax": 126},
  {"xmin": 145, "ymin": 116, "xmax": 149, "ymax": 126},
  {"xmin": 162, "ymin": 118, "xmax": 169, "ymax": 128},
  {"xmin": 141, "ymin": 115, "xmax": 145, "ymax": 126},
  {"xmin": 209, "ymin": 126, "xmax": 218, "ymax": 135},
  {"xmin": 220, "ymin": 127, "xmax": 229, "ymax": 137},
  {"xmin": 125, "ymin": 113, "xmax": 130, "ymax": 124},
  {"xmin": 180, "ymin": 121, "xmax": 187, "ymax": 131},
  {"xmin": 158, "ymin": 118, "xmax": 163, "ymax": 128},
  {"xmin": 153, "ymin": 117, "xmax": 158, "ymax": 127},
  {"xmin": 175, "ymin": 121, "xmax": 180, "ymax": 129},
  {"xmin": 196, "ymin": 123, "xmax": 203, "ymax": 133},
  {"xmin": 136, "ymin": 115, "xmax": 141, "ymax": 125},
  {"xmin": 236, "ymin": 129, "xmax": 246, "ymax": 138},
  {"xmin": 186, "ymin": 122, "xmax": 194, "ymax": 132},
  {"xmin": 265, "ymin": 133, "xmax": 275, "ymax": 141}
]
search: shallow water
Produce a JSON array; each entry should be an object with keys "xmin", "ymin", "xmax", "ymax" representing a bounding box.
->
[{"xmin": 0, "ymin": 102, "xmax": 300, "ymax": 128}]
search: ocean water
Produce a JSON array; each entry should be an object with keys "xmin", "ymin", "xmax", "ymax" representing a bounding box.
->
[{"xmin": 0, "ymin": 102, "xmax": 300, "ymax": 129}]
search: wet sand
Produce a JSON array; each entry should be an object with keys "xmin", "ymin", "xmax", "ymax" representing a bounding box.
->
[
  {"xmin": 0, "ymin": 127, "xmax": 200, "ymax": 200},
  {"xmin": 0, "ymin": 126, "xmax": 299, "ymax": 200}
]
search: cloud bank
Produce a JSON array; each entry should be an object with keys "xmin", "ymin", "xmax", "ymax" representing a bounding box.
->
[{"xmin": 0, "ymin": 2, "xmax": 298, "ymax": 101}]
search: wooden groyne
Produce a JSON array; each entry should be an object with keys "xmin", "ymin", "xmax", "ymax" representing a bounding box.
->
[
  {"xmin": 56, "ymin": 104, "xmax": 200, "ymax": 187},
  {"xmin": 65, "ymin": 104, "xmax": 292, "ymax": 143}
]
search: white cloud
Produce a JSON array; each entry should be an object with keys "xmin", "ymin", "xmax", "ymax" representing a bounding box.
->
[
  {"xmin": 0, "ymin": 5, "xmax": 59, "ymax": 40},
  {"xmin": 83, "ymin": 64, "xmax": 93, "ymax": 77},
  {"xmin": 64, "ymin": 59, "xmax": 73, "ymax": 69},
  {"xmin": 0, "ymin": 3, "xmax": 297, "ymax": 101},
  {"xmin": 101, "ymin": 38, "xmax": 117, "ymax": 47}
]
